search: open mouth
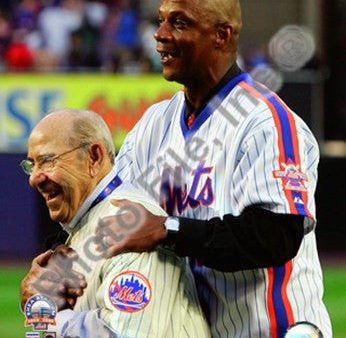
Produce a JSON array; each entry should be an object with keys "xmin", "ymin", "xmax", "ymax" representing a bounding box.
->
[
  {"xmin": 159, "ymin": 51, "xmax": 178, "ymax": 63},
  {"xmin": 47, "ymin": 190, "xmax": 60, "ymax": 201},
  {"xmin": 38, "ymin": 181, "xmax": 63, "ymax": 205},
  {"xmin": 43, "ymin": 186, "xmax": 62, "ymax": 203}
]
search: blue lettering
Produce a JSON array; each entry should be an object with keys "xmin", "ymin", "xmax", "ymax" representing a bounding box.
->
[
  {"xmin": 160, "ymin": 162, "xmax": 214, "ymax": 215},
  {"xmin": 7, "ymin": 90, "xmax": 31, "ymax": 141},
  {"xmin": 40, "ymin": 91, "xmax": 62, "ymax": 115},
  {"xmin": 160, "ymin": 167, "xmax": 188, "ymax": 215}
]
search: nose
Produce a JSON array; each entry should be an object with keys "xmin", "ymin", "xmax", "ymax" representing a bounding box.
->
[
  {"xmin": 154, "ymin": 20, "xmax": 173, "ymax": 42},
  {"xmin": 29, "ymin": 169, "xmax": 48, "ymax": 188}
]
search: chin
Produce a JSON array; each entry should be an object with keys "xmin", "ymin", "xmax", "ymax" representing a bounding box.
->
[
  {"xmin": 162, "ymin": 67, "xmax": 178, "ymax": 80},
  {"xmin": 162, "ymin": 71, "xmax": 175, "ymax": 82},
  {"xmin": 163, "ymin": 68, "xmax": 190, "ymax": 86},
  {"xmin": 48, "ymin": 210, "xmax": 67, "ymax": 223}
]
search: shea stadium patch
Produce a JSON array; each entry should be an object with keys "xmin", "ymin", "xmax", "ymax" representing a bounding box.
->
[
  {"xmin": 108, "ymin": 271, "xmax": 152, "ymax": 313},
  {"xmin": 273, "ymin": 160, "xmax": 308, "ymax": 192},
  {"xmin": 24, "ymin": 294, "xmax": 57, "ymax": 330}
]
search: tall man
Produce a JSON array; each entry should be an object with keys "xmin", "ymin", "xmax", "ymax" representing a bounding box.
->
[
  {"xmin": 97, "ymin": 0, "xmax": 332, "ymax": 337},
  {"xmin": 20, "ymin": 109, "xmax": 210, "ymax": 337}
]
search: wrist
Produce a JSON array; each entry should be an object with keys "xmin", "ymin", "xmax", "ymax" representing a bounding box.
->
[{"xmin": 162, "ymin": 216, "xmax": 180, "ymax": 248}]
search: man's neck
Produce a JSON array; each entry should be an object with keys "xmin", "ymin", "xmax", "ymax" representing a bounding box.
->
[{"xmin": 184, "ymin": 62, "xmax": 242, "ymax": 114}]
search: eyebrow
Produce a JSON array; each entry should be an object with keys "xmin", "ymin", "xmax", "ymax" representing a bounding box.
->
[
  {"xmin": 27, "ymin": 153, "xmax": 56, "ymax": 162},
  {"xmin": 158, "ymin": 9, "xmax": 193, "ymax": 18}
]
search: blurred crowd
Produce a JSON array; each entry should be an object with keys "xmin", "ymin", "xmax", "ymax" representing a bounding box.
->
[
  {"xmin": 0, "ymin": 0, "xmax": 320, "ymax": 76},
  {"xmin": 0, "ymin": 0, "xmax": 161, "ymax": 73}
]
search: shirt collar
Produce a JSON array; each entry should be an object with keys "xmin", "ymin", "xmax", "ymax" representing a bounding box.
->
[{"xmin": 61, "ymin": 166, "xmax": 120, "ymax": 234}]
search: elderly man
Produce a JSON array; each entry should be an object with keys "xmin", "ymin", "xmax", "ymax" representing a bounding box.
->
[{"xmin": 20, "ymin": 108, "xmax": 210, "ymax": 338}]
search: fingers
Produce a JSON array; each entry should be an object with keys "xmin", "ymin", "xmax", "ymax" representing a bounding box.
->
[
  {"xmin": 54, "ymin": 244, "xmax": 78, "ymax": 259},
  {"xmin": 107, "ymin": 199, "xmax": 145, "ymax": 229},
  {"xmin": 21, "ymin": 247, "xmax": 88, "ymax": 312},
  {"xmin": 94, "ymin": 215, "xmax": 126, "ymax": 254},
  {"xmin": 54, "ymin": 295, "xmax": 75, "ymax": 311},
  {"xmin": 20, "ymin": 256, "xmax": 61, "ymax": 310},
  {"xmin": 95, "ymin": 200, "xmax": 167, "ymax": 257},
  {"xmin": 65, "ymin": 297, "xmax": 77, "ymax": 309},
  {"xmin": 46, "ymin": 246, "xmax": 78, "ymax": 275},
  {"xmin": 39, "ymin": 269, "xmax": 61, "ymax": 283},
  {"xmin": 95, "ymin": 203, "xmax": 145, "ymax": 239},
  {"xmin": 110, "ymin": 199, "xmax": 144, "ymax": 208},
  {"xmin": 62, "ymin": 276, "xmax": 87, "ymax": 290},
  {"xmin": 21, "ymin": 271, "xmax": 87, "ymax": 311},
  {"xmin": 32, "ymin": 249, "xmax": 54, "ymax": 267},
  {"xmin": 109, "ymin": 198, "xmax": 126, "ymax": 207},
  {"xmin": 51, "ymin": 244, "xmax": 78, "ymax": 265}
]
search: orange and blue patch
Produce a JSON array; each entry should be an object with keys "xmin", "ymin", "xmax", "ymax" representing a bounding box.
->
[{"xmin": 108, "ymin": 271, "xmax": 152, "ymax": 313}]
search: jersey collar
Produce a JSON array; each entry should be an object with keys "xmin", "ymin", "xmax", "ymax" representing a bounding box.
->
[{"xmin": 180, "ymin": 69, "xmax": 249, "ymax": 140}]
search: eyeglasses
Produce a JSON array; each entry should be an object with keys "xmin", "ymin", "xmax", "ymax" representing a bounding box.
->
[{"xmin": 20, "ymin": 143, "xmax": 89, "ymax": 176}]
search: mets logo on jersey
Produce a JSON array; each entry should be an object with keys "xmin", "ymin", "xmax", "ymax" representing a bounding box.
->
[
  {"xmin": 160, "ymin": 161, "xmax": 214, "ymax": 215},
  {"xmin": 273, "ymin": 160, "xmax": 308, "ymax": 192},
  {"xmin": 24, "ymin": 294, "xmax": 57, "ymax": 330},
  {"xmin": 108, "ymin": 271, "xmax": 152, "ymax": 313}
]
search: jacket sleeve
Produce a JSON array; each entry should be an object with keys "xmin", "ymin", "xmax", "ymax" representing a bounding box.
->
[
  {"xmin": 172, "ymin": 121, "xmax": 318, "ymax": 272},
  {"xmin": 174, "ymin": 206, "xmax": 306, "ymax": 272}
]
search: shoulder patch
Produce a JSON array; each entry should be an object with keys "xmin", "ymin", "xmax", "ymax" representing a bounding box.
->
[
  {"xmin": 108, "ymin": 271, "xmax": 152, "ymax": 313},
  {"xmin": 273, "ymin": 159, "xmax": 308, "ymax": 192}
]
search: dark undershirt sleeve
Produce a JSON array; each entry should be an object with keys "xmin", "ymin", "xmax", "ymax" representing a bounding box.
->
[{"xmin": 174, "ymin": 206, "xmax": 305, "ymax": 272}]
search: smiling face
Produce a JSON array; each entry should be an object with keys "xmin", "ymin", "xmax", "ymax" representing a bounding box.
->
[
  {"xmin": 155, "ymin": 0, "xmax": 219, "ymax": 86},
  {"xmin": 27, "ymin": 117, "xmax": 95, "ymax": 224}
]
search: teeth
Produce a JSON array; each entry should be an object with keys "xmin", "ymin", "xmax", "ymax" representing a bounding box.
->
[
  {"xmin": 48, "ymin": 190, "xmax": 59, "ymax": 200},
  {"xmin": 161, "ymin": 52, "xmax": 174, "ymax": 62}
]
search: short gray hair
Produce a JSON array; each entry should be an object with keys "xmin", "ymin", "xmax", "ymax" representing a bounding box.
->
[{"xmin": 64, "ymin": 109, "xmax": 116, "ymax": 164}]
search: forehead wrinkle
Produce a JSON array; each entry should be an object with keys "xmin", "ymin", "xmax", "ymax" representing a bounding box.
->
[{"xmin": 30, "ymin": 114, "xmax": 75, "ymax": 150}]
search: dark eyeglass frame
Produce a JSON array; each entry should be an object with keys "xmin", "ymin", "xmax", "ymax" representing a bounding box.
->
[{"xmin": 20, "ymin": 143, "xmax": 89, "ymax": 176}]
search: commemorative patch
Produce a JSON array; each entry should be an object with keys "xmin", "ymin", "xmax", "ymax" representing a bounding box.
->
[
  {"xmin": 108, "ymin": 271, "xmax": 151, "ymax": 313},
  {"xmin": 24, "ymin": 294, "xmax": 57, "ymax": 330},
  {"xmin": 273, "ymin": 160, "xmax": 308, "ymax": 192}
]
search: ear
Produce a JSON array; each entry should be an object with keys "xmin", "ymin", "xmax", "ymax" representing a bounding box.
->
[
  {"xmin": 215, "ymin": 23, "xmax": 233, "ymax": 48},
  {"xmin": 88, "ymin": 143, "xmax": 104, "ymax": 177}
]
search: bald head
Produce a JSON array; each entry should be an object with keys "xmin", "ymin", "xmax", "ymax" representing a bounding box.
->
[
  {"xmin": 34, "ymin": 108, "xmax": 115, "ymax": 164},
  {"xmin": 201, "ymin": 0, "xmax": 242, "ymax": 29},
  {"xmin": 201, "ymin": 0, "xmax": 242, "ymax": 53}
]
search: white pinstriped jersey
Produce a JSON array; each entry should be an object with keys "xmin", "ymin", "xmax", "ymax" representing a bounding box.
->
[
  {"xmin": 114, "ymin": 73, "xmax": 332, "ymax": 338},
  {"xmin": 56, "ymin": 185, "xmax": 211, "ymax": 338}
]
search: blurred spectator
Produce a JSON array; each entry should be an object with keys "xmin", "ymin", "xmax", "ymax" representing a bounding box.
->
[
  {"xmin": 4, "ymin": 28, "xmax": 34, "ymax": 71},
  {"xmin": 68, "ymin": 1, "xmax": 110, "ymax": 71},
  {"xmin": 101, "ymin": 0, "xmax": 141, "ymax": 72},
  {"xmin": 36, "ymin": 0, "xmax": 85, "ymax": 70},
  {"xmin": 139, "ymin": 16, "xmax": 161, "ymax": 72},
  {"xmin": 0, "ymin": 0, "xmax": 159, "ymax": 73},
  {"xmin": 13, "ymin": 0, "xmax": 40, "ymax": 32},
  {"xmin": 0, "ymin": 10, "xmax": 11, "ymax": 69}
]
